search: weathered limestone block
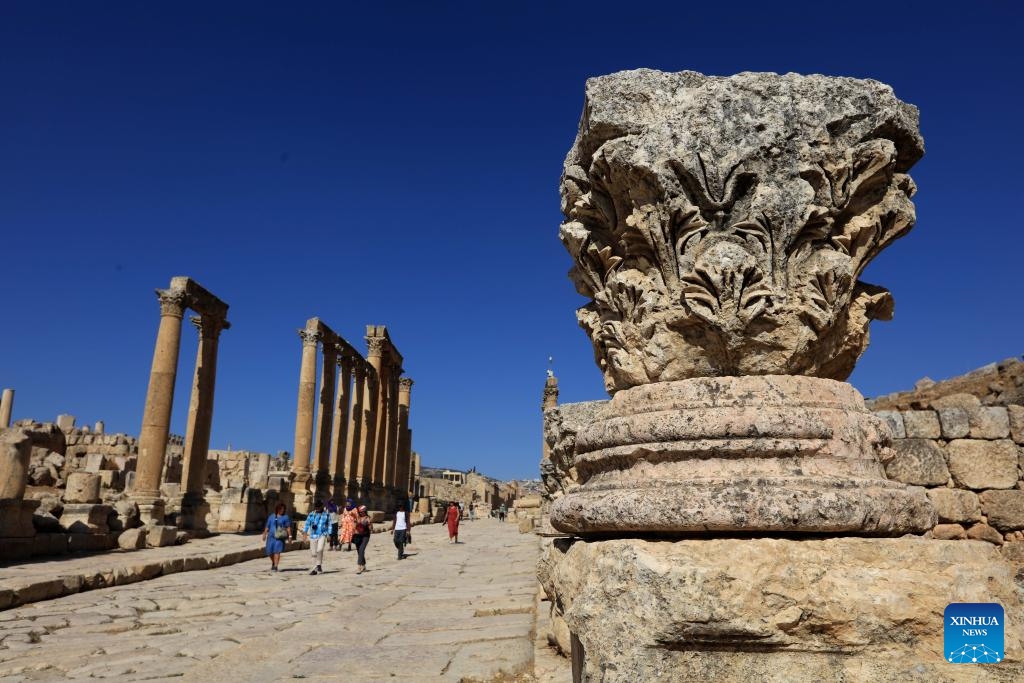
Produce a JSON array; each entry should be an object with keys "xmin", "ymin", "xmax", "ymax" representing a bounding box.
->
[
  {"xmin": 546, "ymin": 538, "xmax": 1024, "ymax": 682},
  {"xmin": 550, "ymin": 376, "xmax": 935, "ymax": 536},
  {"xmin": 938, "ymin": 407, "xmax": 970, "ymax": 439},
  {"xmin": 1, "ymin": 429, "xmax": 32, "ymax": 500},
  {"xmin": 926, "ymin": 488, "xmax": 982, "ymax": 524},
  {"xmin": 65, "ymin": 472, "xmax": 102, "ymax": 504},
  {"xmin": 56, "ymin": 414, "xmax": 76, "ymax": 432},
  {"xmin": 970, "ymin": 406, "xmax": 1011, "ymax": 439},
  {"xmin": 979, "ymin": 490, "xmax": 1024, "ymax": 532},
  {"xmin": 60, "ymin": 504, "xmax": 112, "ymax": 534},
  {"xmin": 966, "ymin": 522, "xmax": 1004, "ymax": 545},
  {"xmin": 147, "ymin": 525, "xmax": 178, "ymax": 547},
  {"xmin": 882, "ymin": 438, "xmax": 949, "ymax": 486},
  {"xmin": 901, "ymin": 410, "xmax": 941, "ymax": 438},
  {"xmin": 117, "ymin": 527, "xmax": 147, "ymax": 550},
  {"xmin": 874, "ymin": 410, "xmax": 906, "ymax": 438},
  {"xmin": 932, "ymin": 393, "xmax": 982, "ymax": 410},
  {"xmin": 561, "ymin": 71, "xmax": 922, "ymax": 390},
  {"xmin": 946, "ymin": 439, "xmax": 1018, "ymax": 490},
  {"xmin": 931, "ymin": 523, "xmax": 966, "ymax": 540},
  {"xmin": 1008, "ymin": 405, "xmax": 1024, "ymax": 444}
]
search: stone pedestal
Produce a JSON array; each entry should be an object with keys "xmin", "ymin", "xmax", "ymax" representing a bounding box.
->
[
  {"xmin": 179, "ymin": 492, "xmax": 211, "ymax": 534},
  {"xmin": 542, "ymin": 537, "xmax": 1024, "ymax": 682},
  {"xmin": 551, "ymin": 376, "xmax": 935, "ymax": 536},
  {"xmin": 0, "ymin": 499, "xmax": 39, "ymax": 560},
  {"xmin": 135, "ymin": 497, "xmax": 167, "ymax": 527},
  {"xmin": 60, "ymin": 504, "xmax": 113, "ymax": 534}
]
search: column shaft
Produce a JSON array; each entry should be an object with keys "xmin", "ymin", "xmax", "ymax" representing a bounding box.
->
[
  {"xmin": 344, "ymin": 364, "xmax": 365, "ymax": 497},
  {"xmin": 329, "ymin": 355, "xmax": 353, "ymax": 499},
  {"xmin": 291, "ymin": 329, "xmax": 320, "ymax": 478},
  {"xmin": 356, "ymin": 369, "xmax": 378, "ymax": 491},
  {"xmin": 0, "ymin": 388, "xmax": 13, "ymax": 429},
  {"xmin": 180, "ymin": 316, "xmax": 226, "ymax": 498},
  {"xmin": 313, "ymin": 346, "xmax": 337, "ymax": 478},
  {"xmin": 134, "ymin": 289, "xmax": 187, "ymax": 499}
]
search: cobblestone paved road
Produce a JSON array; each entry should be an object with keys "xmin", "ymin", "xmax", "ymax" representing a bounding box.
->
[{"xmin": 0, "ymin": 518, "xmax": 541, "ymax": 682}]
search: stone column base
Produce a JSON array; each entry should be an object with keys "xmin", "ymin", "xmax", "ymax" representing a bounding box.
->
[
  {"xmin": 178, "ymin": 493, "xmax": 210, "ymax": 533},
  {"xmin": 550, "ymin": 376, "xmax": 935, "ymax": 536},
  {"xmin": 133, "ymin": 498, "xmax": 166, "ymax": 527},
  {"xmin": 541, "ymin": 537, "xmax": 1024, "ymax": 682}
]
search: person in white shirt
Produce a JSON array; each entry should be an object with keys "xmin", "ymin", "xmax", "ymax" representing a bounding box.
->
[{"xmin": 391, "ymin": 500, "xmax": 410, "ymax": 560}]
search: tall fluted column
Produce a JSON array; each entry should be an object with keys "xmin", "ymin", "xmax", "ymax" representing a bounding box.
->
[
  {"xmin": 179, "ymin": 315, "xmax": 229, "ymax": 531},
  {"xmin": 0, "ymin": 388, "xmax": 13, "ymax": 429},
  {"xmin": 291, "ymin": 327, "xmax": 321, "ymax": 513},
  {"xmin": 312, "ymin": 343, "xmax": 338, "ymax": 500},
  {"xmin": 329, "ymin": 351, "xmax": 353, "ymax": 502},
  {"xmin": 345, "ymin": 361, "xmax": 365, "ymax": 501},
  {"xmin": 133, "ymin": 287, "xmax": 188, "ymax": 523},
  {"xmin": 394, "ymin": 377, "xmax": 413, "ymax": 500},
  {"xmin": 356, "ymin": 368, "xmax": 379, "ymax": 503},
  {"xmin": 385, "ymin": 372, "xmax": 402, "ymax": 495}
]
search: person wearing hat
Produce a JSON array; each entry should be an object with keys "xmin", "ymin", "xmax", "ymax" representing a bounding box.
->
[
  {"xmin": 302, "ymin": 500, "xmax": 331, "ymax": 575},
  {"xmin": 352, "ymin": 505, "xmax": 372, "ymax": 573}
]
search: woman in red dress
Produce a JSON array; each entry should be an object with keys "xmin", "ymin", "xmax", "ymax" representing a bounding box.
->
[{"xmin": 445, "ymin": 501, "xmax": 460, "ymax": 544}]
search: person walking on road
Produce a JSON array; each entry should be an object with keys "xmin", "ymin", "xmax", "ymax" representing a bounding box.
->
[
  {"xmin": 327, "ymin": 500, "xmax": 340, "ymax": 551},
  {"xmin": 340, "ymin": 499, "xmax": 357, "ymax": 551},
  {"xmin": 498, "ymin": 504, "xmax": 507, "ymax": 522},
  {"xmin": 392, "ymin": 500, "xmax": 410, "ymax": 560},
  {"xmin": 302, "ymin": 500, "xmax": 331, "ymax": 575},
  {"xmin": 446, "ymin": 501, "xmax": 461, "ymax": 544},
  {"xmin": 353, "ymin": 505, "xmax": 372, "ymax": 573},
  {"xmin": 262, "ymin": 502, "xmax": 292, "ymax": 572}
]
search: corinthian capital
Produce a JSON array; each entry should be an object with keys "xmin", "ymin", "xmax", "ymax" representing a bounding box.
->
[
  {"xmin": 156, "ymin": 288, "xmax": 188, "ymax": 319},
  {"xmin": 366, "ymin": 336, "xmax": 386, "ymax": 358},
  {"xmin": 298, "ymin": 329, "xmax": 322, "ymax": 347},
  {"xmin": 191, "ymin": 315, "xmax": 230, "ymax": 340},
  {"xmin": 399, "ymin": 377, "xmax": 414, "ymax": 392}
]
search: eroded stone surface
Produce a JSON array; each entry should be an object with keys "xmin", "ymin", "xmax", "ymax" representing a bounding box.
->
[
  {"xmin": 979, "ymin": 490, "xmax": 1024, "ymax": 532},
  {"xmin": 544, "ymin": 537, "xmax": 1024, "ymax": 682},
  {"xmin": 883, "ymin": 438, "xmax": 949, "ymax": 486},
  {"xmin": 926, "ymin": 488, "xmax": 982, "ymax": 524},
  {"xmin": 560, "ymin": 70, "xmax": 922, "ymax": 391},
  {"xmin": 946, "ymin": 439, "xmax": 1018, "ymax": 490}
]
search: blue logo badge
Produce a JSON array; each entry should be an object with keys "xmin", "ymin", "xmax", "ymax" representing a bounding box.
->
[{"xmin": 944, "ymin": 603, "xmax": 1004, "ymax": 664}]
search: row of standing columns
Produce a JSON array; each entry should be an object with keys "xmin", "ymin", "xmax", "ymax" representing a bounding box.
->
[{"xmin": 291, "ymin": 320, "xmax": 413, "ymax": 514}]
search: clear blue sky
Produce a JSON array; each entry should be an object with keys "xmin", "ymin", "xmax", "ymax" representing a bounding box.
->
[{"xmin": 2, "ymin": 2, "xmax": 1021, "ymax": 480}]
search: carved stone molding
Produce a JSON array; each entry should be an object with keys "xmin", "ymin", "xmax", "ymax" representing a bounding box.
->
[
  {"xmin": 366, "ymin": 336, "xmax": 386, "ymax": 357},
  {"xmin": 190, "ymin": 315, "xmax": 230, "ymax": 339},
  {"xmin": 398, "ymin": 377, "xmax": 414, "ymax": 391}
]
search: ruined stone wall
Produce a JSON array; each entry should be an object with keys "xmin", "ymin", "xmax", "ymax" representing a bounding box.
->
[
  {"xmin": 876, "ymin": 396, "xmax": 1024, "ymax": 548},
  {"xmin": 205, "ymin": 450, "xmax": 272, "ymax": 491}
]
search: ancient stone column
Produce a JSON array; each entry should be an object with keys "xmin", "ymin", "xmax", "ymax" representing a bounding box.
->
[
  {"xmin": 291, "ymin": 325, "xmax": 321, "ymax": 513},
  {"xmin": 179, "ymin": 314, "xmax": 229, "ymax": 531},
  {"xmin": 393, "ymin": 377, "xmax": 413, "ymax": 499},
  {"xmin": 0, "ymin": 429, "xmax": 39, "ymax": 559},
  {"xmin": 0, "ymin": 388, "xmax": 13, "ymax": 428},
  {"xmin": 133, "ymin": 286, "xmax": 188, "ymax": 523},
  {"xmin": 329, "ymin": 351, "xmax": 353, "ymax": 501},
  {"xmin": 344, "ymin": 361, "xmax": 365, "ymax": 501},
  {"xmin": 366, "ymin": 337, "xmax": 387, "ymax": 507},
  {"xmin": 380, "ymin": 370, "xmax": 400, "ymax": 499},
  {"xmin": 356, "ymin": 367, "xmax": 379, "ymax": 503},
  {"xmin": 312, "ymin": 342, "xmax": 337, "ymax": 500}
]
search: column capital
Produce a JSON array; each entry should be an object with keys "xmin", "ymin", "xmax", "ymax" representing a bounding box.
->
[
  {"xmin": 399, "ymin": 377, "xmax": 414, "ymax": 392},
  {"xmin": 337, "ymin": 349, "xmax": 359, "ymax": 369},
  {"xmin": 298, "ymin": 328, "xmax": 322, "ymax": 347},
  {"xmin": 156, "ymin": 288, "xmax": 188, "ymax": 319},
  {"xmin": 366, "ymin": 336, "xmax": 386, "ymax": 358},
  {"xmin": 191, "ymin": 315, "xmax": 231, "ymax": 339}
]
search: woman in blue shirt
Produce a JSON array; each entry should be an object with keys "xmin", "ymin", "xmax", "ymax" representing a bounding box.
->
[{"xmin": 262, "ymin": 502, "xmax": 292, "ymax": 572}]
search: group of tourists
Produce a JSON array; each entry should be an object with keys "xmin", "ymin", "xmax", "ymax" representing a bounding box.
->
[
  {"xmin": 262, "ymin": 498, "xmax": 374, "ymax": 575},
  {"xmin": 264, "ymin": 497, "xmax": 496, "ymax": 574}
]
